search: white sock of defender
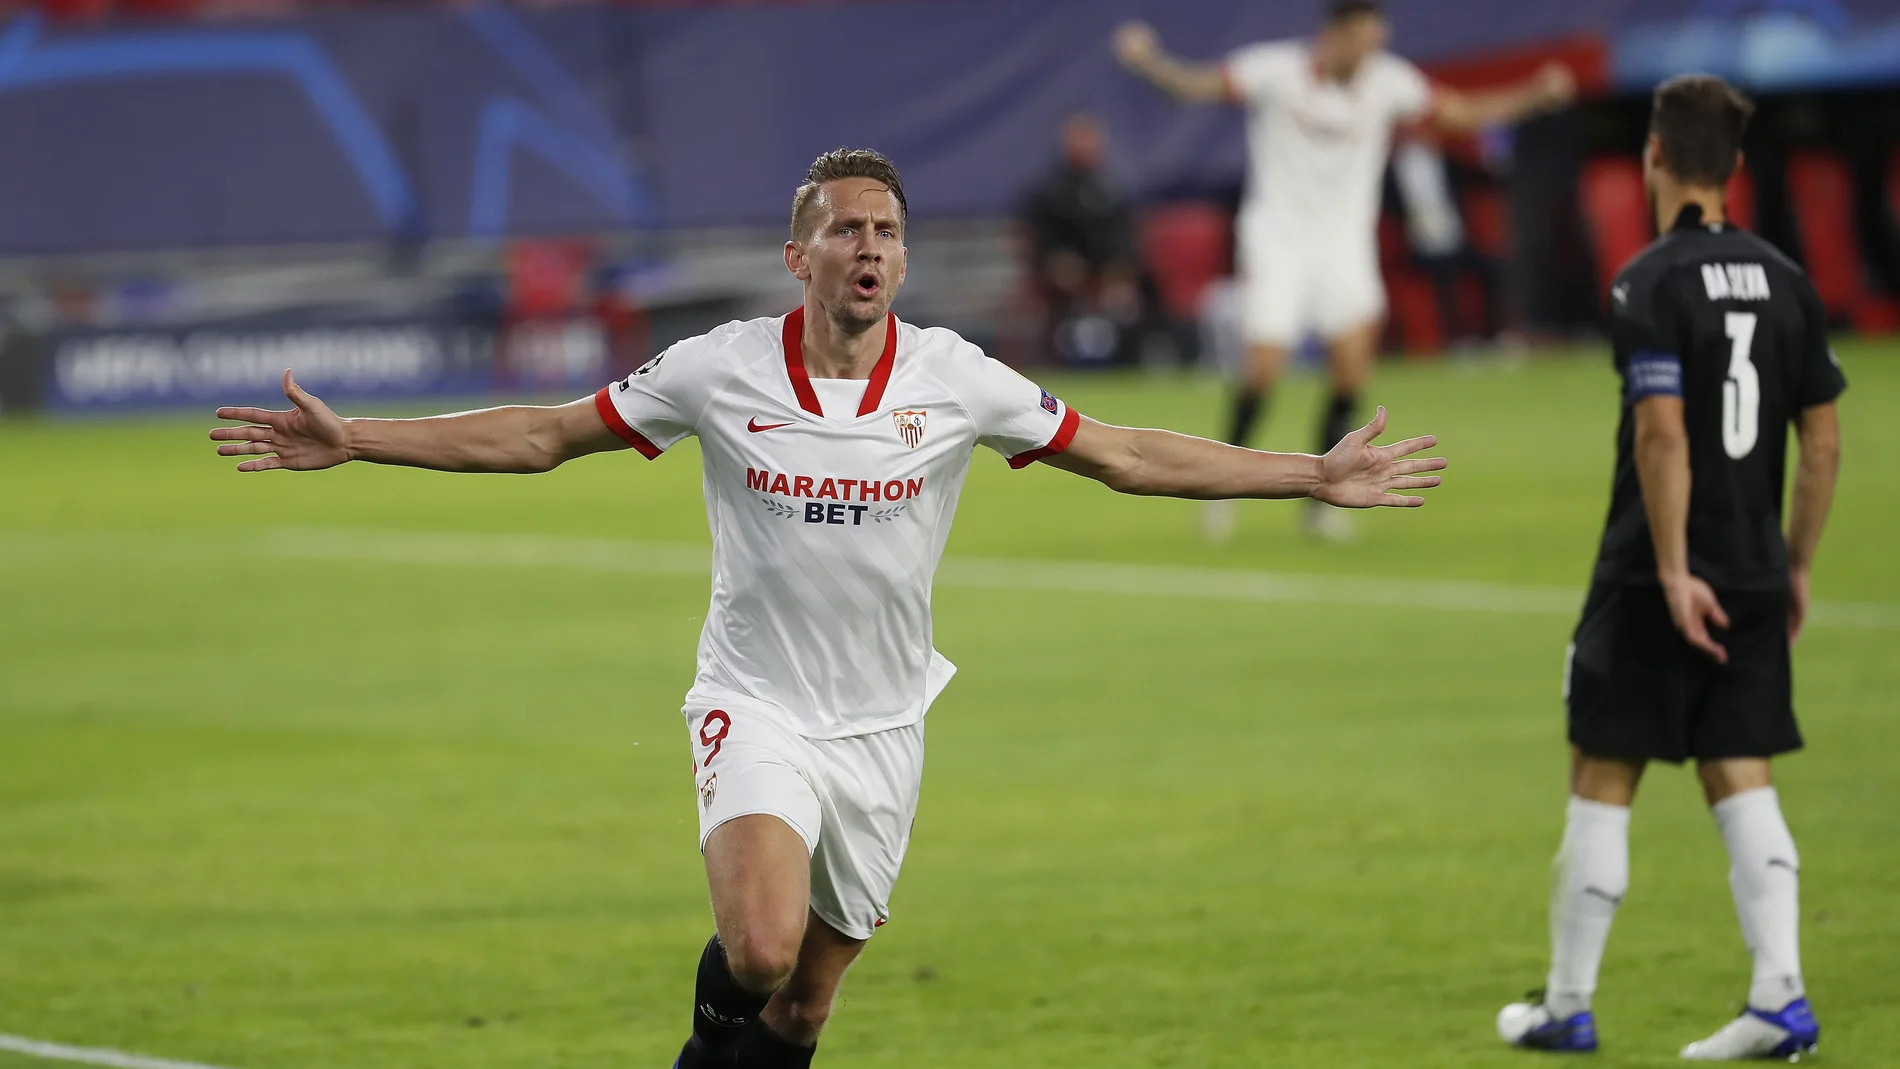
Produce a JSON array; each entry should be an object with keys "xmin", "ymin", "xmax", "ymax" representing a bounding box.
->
[
  {"xmin": 1545, "ymin": 796, "xmax": 1631, "ymax": 1020},
  {"xmin": 1713, "ymin": 786, "xmax": 1805, "ymax": 1010}
]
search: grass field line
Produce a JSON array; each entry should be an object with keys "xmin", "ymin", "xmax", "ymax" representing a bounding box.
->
[
  {"xmin": 247, "ymin": 526, "xmax": 1900, "ymax": 629},
  {"xmin": 3, "ymin": 526, "xmax": 1892, "ymax": 627},
  {"xmin": 0, "ymin": 1034, "xmax": 240, "ymax": 1069}
]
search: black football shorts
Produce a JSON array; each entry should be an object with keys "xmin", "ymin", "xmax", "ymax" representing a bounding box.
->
[{"xmin": 1565, "ymin": 582, "xmax": 1801, "ymax": 764}]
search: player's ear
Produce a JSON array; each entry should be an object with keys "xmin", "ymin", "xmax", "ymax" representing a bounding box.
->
[
  {"xmin": 785, "ymin": 240, "xmax": 811, "ymax": 282},
  {"xmin": 896, "ymin": 244, "xmax": 908, "ymax": 287},
  {"xmin": 1642, "ymin": 134, "xmax": 1666, "ymax": 181}
]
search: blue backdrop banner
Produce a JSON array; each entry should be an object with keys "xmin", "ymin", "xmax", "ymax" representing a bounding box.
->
[{"xmin": 3, "ymin": 0, "xmax": 1898, "ymax": 255}]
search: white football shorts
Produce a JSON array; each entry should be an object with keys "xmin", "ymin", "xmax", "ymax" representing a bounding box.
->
[
  {"xmin": 1236, "ymin": 216, "xmax": 1386, "ymax": 347},
  {"xmin": 686, "ymin": 694, "xmax": 924, "ymax": 941}
]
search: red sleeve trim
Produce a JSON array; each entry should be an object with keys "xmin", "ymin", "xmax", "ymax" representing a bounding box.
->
[
  {"xmin": 1007, "ymin": 406, "xmax": 1081, "ymax": 470},
  {"xmin": 593, "ymin": 386, "xmax": 663, "ymax": 460}
]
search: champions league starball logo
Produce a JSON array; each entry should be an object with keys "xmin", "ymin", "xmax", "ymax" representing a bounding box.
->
[{"xmin": 893, "ymin": 409, "xmax": 928, "ymax": 449}]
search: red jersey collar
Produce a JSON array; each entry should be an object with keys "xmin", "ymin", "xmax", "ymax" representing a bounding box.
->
[{"xmin": 781, "ymin": 306, "xmax": 898, "ymax": 418}]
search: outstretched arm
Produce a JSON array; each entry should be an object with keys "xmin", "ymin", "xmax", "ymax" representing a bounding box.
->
[
  {"xmin": 1046, "ymin": 406, "xmax": 1445, "ymax": 507},
  {"xmin": 1432, "ymin": 62, "xmax": 1576, "ymax": 134},
  {"xmin": 1113, "ymin": 20, "xmax": 1229, "ymax": 104},
  {"xmin": 209, "ymin": 370, "xmax": 628, "ymax": 474}
]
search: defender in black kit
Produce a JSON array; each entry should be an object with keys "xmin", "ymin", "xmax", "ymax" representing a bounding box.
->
[{"xmin": 1497, "ymin": 75, "xmax": 1844, "ymax": 1061}]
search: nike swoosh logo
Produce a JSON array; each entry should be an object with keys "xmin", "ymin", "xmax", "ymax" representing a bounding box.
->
[
  {"xmin": 747, "ymin": 418, "xmax": 793, "ymax": 433},
  {"xmin": 1583, "ymin": 887, "xmax": 1625, "ymax": 906}
]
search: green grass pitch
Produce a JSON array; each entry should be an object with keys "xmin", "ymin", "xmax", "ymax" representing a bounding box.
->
[{"xmin": 1, "ymin": 344, "xmax": 1896, "ymax": 1069}]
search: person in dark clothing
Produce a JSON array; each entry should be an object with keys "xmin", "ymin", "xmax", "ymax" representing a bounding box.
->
[
  {"xmin": 1497, "ymin": 74, "xmax": 1843, "ymax": 1061},
  {"xmin": 1023, "ymin": 114, "xmax": 1152, "ymax": 365},
  {"xmin": 1391, "ymin": 136, "xmax": 1504, "ymax": 346}
]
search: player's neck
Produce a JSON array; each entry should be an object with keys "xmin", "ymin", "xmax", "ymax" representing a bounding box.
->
[
  {"xmin": 800, "ymin": 300, "xmax": 890, "ymax": 379},
  {"xmin": 1308, "ymin": 37, "xmax": 1360, "ymax": 83},
  {"xmin": 1654, "ymin": 185, "xmax": 1726, "ymax": 232},
  {"xmin": 1311, "ymin": 40, "xmax": 1343, "ymax": 83}
]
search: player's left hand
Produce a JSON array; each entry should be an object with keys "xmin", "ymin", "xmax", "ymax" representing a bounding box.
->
[
  {"xmin": 1313, "ymin": 406, "xmax": 1447, "ymax": 508},
  {"xmin": 208, "ymin": 369, "xmax": 350, "ymax": 472}
]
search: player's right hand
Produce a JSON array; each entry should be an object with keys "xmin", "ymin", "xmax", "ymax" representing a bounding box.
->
[
  {"xmin": 1113, "ymin": 20, "xmax": 1160, "ymax": 69},
  {"xmin": 209, "ymin": 369, "xmax": 350, "ymax": 472},
  {"xmin": 1661, "ymin": 571, "xmax": 1730, "ymax": 664}
]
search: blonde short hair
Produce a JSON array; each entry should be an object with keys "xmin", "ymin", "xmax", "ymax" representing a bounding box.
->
[{"xmin": 790, "ymin": 148, "xmax": 908, "ymax": 242}]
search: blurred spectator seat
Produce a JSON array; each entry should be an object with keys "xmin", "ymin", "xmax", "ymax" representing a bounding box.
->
[
  {"xmin": 1787, "ymin": 151, "xmax": 1898, "ymax": 331},
  {"xmin": 1461, "ymin": 186, "xmax": 1507, "ymax": 257},
  {"xmin": 1139, "ymin": 202, "xmax": 1231, "ymax": 323},
  {"xmin": 506, "ymin": 239, "xmax": 591, "ymax": 320},
  {"xmin": 1580, "ymin": 157, "xmax": 1651, "ymax": 306}
]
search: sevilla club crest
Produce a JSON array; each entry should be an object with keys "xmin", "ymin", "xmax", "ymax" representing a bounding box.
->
[{"xmin": 892, "ymin": 409, "xmax": 927, "ymax": 449}]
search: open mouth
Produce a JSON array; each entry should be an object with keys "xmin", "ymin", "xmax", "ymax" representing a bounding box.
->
[{"xmin": 854, "ymin": 273, "xmax": 880, "ymax": 297}]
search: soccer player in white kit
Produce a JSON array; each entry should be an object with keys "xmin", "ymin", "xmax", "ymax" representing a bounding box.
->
[
  {"xmin": 208, "ymin": 149, "xmax": 1448, "ymax": 1068},
  {"xmin": 1115, "ymin": 0, "xmax": 1573, "ymax": 541}
]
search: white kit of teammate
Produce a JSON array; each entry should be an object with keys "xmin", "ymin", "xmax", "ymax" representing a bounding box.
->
[
  {"xmin": 1224, "ymin": 40, "xmax": 1432, "ymax": 347},
  {"xmin": 594, "ymin": 307, "xmax": 1078, "ymax": 939},
  {"xmin": 1117, "ymin": 2, "xmax": 1569, "ymax": 543}
]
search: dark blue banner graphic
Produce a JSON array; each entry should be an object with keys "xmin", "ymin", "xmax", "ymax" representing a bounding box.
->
[
  {"xmin": 44, "ymin": 315, "xmax": 612, "ymax": 411},
  {"xmin": 0, "ymin": 4, "xmax": 655, "ymax": 254},
  {"xmin": 3, "ymin": 0, "xmax": 1900, "ymax": 256},
  {"xmin": 46, "ymin": 319, "xmax": 493, "ymax": 410}
]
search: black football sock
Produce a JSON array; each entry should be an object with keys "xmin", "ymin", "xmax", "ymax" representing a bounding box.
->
[
  {"xmin": 1227, "ymin": 388, "xmax": 1269, "ymax": 447},
  {"xmin": 680, "ymin": 934, "xmax": 771, "ymax": 1068},
  {"xmin": 730, "ymin": 1020, "xmax": 817, "ymax": 1069},
  {"xmin": 1318, "ymin": 391, "xmax": 1358, "ymax": 455}
]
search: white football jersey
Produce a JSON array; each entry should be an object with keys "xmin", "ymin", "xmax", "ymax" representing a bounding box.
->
[
  {"xmin": 1224, "ymin": 41, "xmax": 1434, "ymax": 245},
  {"xmin": 596, "ymin": 309, "xmax": 1079, "ymax": 740}
]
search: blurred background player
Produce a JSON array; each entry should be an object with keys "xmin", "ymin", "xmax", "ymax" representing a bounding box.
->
[
  {"xmin": 1391, "ymin": 134, "xmax": 1505, "ymax": 351},
  {"xmin": 1021, "ymin": 113, "xmax": 1160, "ymax": 367},
  {"xmin": 1496, "ymin": 74, "xmax": 1844, "ymax": 1059},
  {"xmin": 1113, "ymin": 0, "xmax": 1574, "ymax": 541}
]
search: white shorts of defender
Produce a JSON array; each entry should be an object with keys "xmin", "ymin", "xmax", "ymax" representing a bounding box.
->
[
  {"xmin": 1236, "ymin": 222, "xmax": 1387, "ymax": 347},
  {"xmin": 687, "ymin": 697, "xmax": 925, "ymax": 941}
]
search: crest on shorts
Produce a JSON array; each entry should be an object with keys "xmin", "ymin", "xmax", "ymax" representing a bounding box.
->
[{"xmin": 892, "ymin": 409, "xmax": 928, "ymax": 449}]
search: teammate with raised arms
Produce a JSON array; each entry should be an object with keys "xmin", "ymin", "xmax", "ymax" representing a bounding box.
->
[{"xmin": 1115, "ymin": 0, "xmax": 1571, "ymax": 541}]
